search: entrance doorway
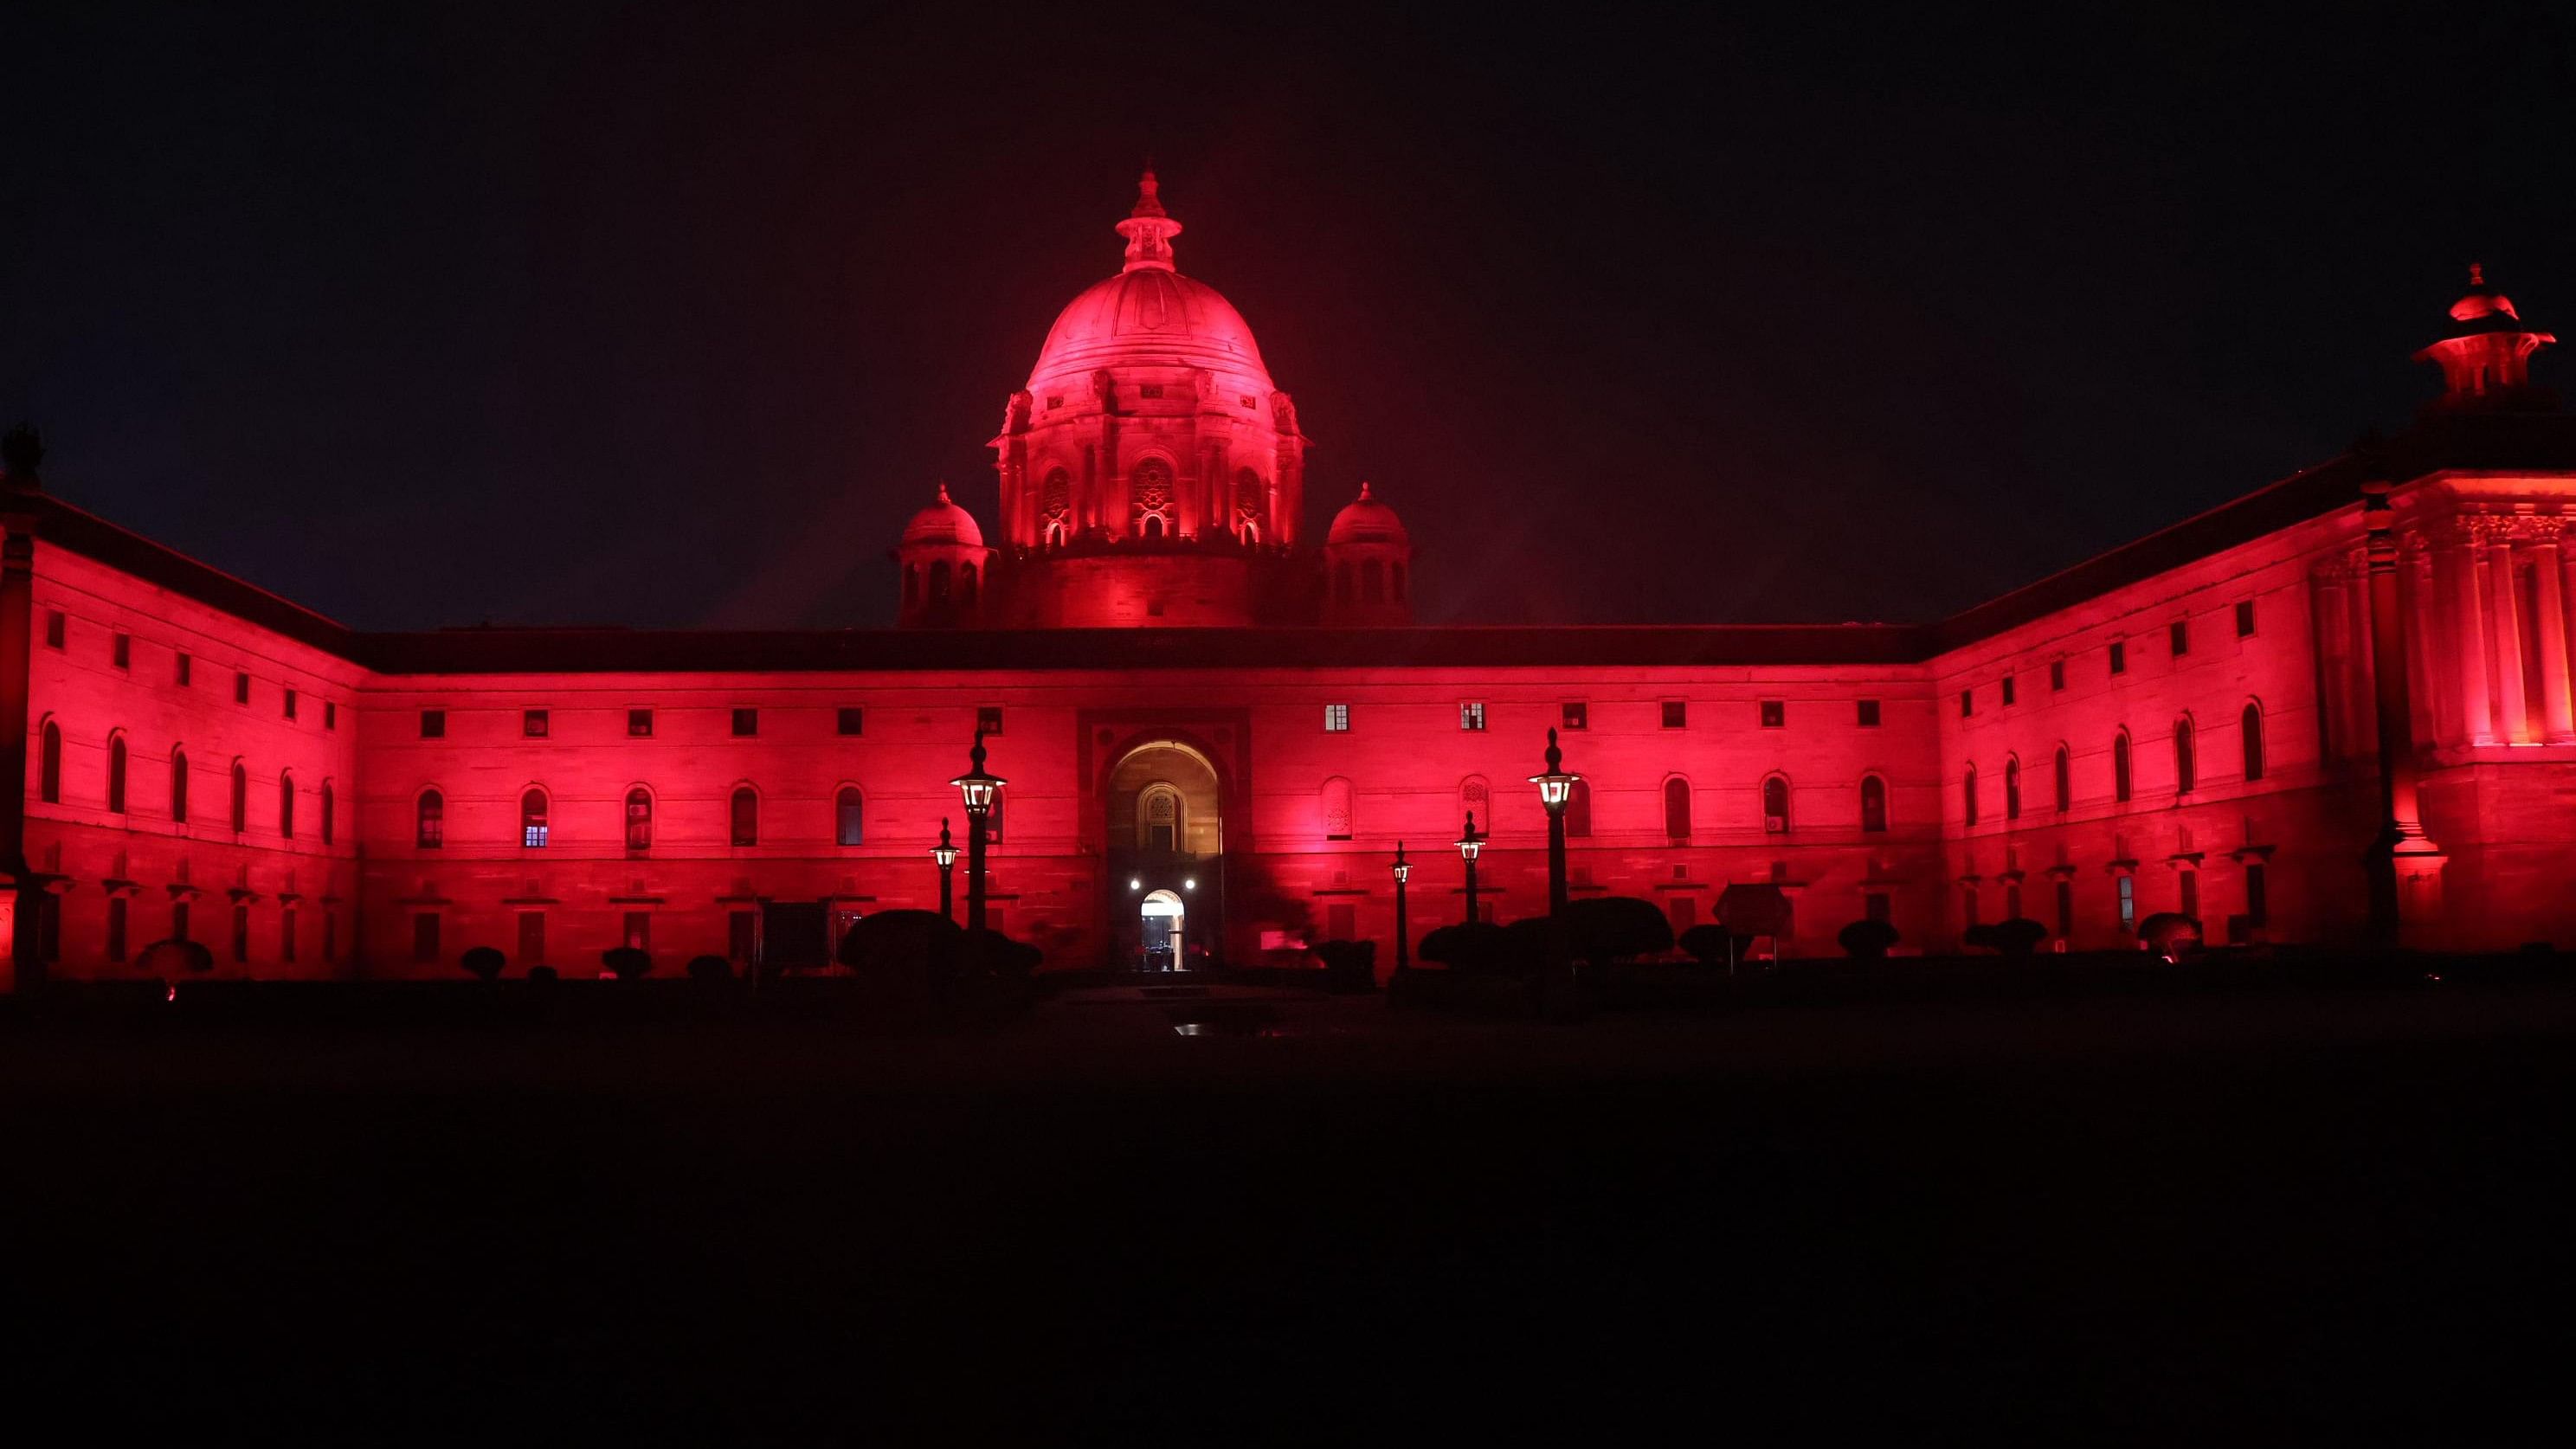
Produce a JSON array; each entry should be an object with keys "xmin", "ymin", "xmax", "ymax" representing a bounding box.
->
[{"xmin": 1141, "ymin": 889, "xmax": 1185, "ymax": 971}]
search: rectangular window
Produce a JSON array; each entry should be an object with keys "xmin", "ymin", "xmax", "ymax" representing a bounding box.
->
[
  {"xmin": 1668, "ymin": 895, "xmax": 1697, "ymax": 935},
  {"xmin": 1560, "ymin": 702, "xmax": 1588, "ymax": 731},
  {"xmin": 324, "ymin": 911, "xmax": 338, "ymax": 963},
  {"xmin": 838, "ymin": 707, "xmax": 865, "ymax": 737},
  {"xmin": 106, "ymin": 897, "xmax": 128, "ymax": 963},
  {"xmin": 625, "ymin": 911, "xmax": 653, "ymax": 953},
  {"xmin": 976, "ymin": 705, "xmax": 1004, "ymax": 736},
  {"xmin": 1326, "ymin": 903, "xmax": 1356, "ymax": 941},
  {"xmin": 324, "ymin": 700, "xmax": 337, "ymax": 731},
  {"xmin": 171, "ymin": 900, "xmax": 190, "ymax": 943},
  {"xmin": 235, "ymin": 672, "xmax": 251, "ymax": 705},
  {"xmin": 2179, "ymin": 869, "xmax": 2199, "ymax": 921},
  {"xmin": 413, "ymin": 912, "xmax": 441, "ymax": 965},
  {"xmin": 628, "ymin": 709, "xmax": 654, "ymax": 737},
  {"xmin": 2056, "ymin": 880, "xmax": 2075, "ymax": 937},
  {"xmin": 1962, "ymin": 886, "xmax": 1980, "ymax": 928},
  {"xmin": 2109, "ymin": 641, "xmax": 2128, "ymax": 675},
  {"xmin": 2245, "ymin": 862, "xmax": 2269, "ymax": 924},
  {"xmin": 518, "ymin": 911, "xmax": 546, "ymax": 966},
  {"xmin": 1460, "ymin": 702, "xmax": 1486, "ymax": 731},
  {"xmin": 420, "ymin": 709, "xmax": 446, "ymax": 738},
  {"xmin": 1959, "ymin": 688, "xmax": 1974, "ymax": 718},
  {"xmin": 523, "ymin": 709, "xmax": 549, "ymax": 738},
  {"xmin": 728, "ymin": 910, "xmax": 756, "ymax": 963},
  {"xmin": 232, "ymin": 904, "xmax": 250, "ymax": 964},
  {"xmin": 280, "ymin": 907, "xmax": 297, "ymax": 964},
  {"xmin": 2116, "ymin": 875, "xmax": 2136, "ymax": 931},
  {"xmin": 177, "ymin": 653, "xmax": 192, "ymax": 686},
  {"xmin": 1661, "ymin": 700, "xmax": 1688, "ymax": 730},
  {"xmin": 2050, "ymin": 660, "xmax": 2067, "ymax": 692},
  {"xmin": 1759, "ymin": 699, "xmax": 1785, "ymax": 729},
  {"xmin": 1865, "ymin": 892, "xmax": 1891, "ymax": 925},
  {"xmin": 2235, "ymin": 600, "xmax": 2257, "ymax": 638},
  {"xmin": 43, "ymin": 610, "xmax": 63, "ymax": 649},
  {"xmin": 283, "ymin": 688, "xmax": 298, "ymax": 721},
  {"xmin": 1323, "ymin": 703, "xmax": 1350, "ymax": 732},
  {"xmin": 731, "ymin": 707, "xmax": 758, "ymax": 737},
  {"xmin": 2001, "ymin": 676, "xmax": 2017, "ymax": 707},
  {"xmin": 113, "ymin": 633, "xmax": 131, "ymax": 669},
  {"xmin": 2169, "ymin": 620, "xmax": 2190, "ymax": 656},
  {"xmin": 1857, "ymin": 699, "xmax": 1881, "ymax": 728}
]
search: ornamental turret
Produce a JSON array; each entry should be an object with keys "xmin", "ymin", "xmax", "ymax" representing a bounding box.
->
[
  {"xmin": 1322, "ymin": 482, "xmax": 1415, "ymax": 626},
  {"xmin": 2417, "ymin": 264, "xmax": 2556, "ymax": 415},
  {"xmin": 892, "ymin": 483, "xmax": 994, "ymax": 628}
]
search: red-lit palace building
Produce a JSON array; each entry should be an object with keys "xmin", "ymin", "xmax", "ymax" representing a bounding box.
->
[{"xmin": 4, "ymin": 177, "xmax": 2574, "ymax": 985}]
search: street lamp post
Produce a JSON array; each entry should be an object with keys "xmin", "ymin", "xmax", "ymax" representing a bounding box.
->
[
  {"xmin": 950, "ymin": 733, "xmax": 1004, "ymax": 961},
  {"xmin": 931, "ymin": 817, "xmax": 958, "ymax": 923},
  {"xmin": 1457, "ymin": 812, "xmax": 1484, "ymax": 924},
  {"xmin": 1391, "ymin": 842, "xmax": 1412, "ymax": 973},
  {"xmin": 1530, "ymin": 727, "xmax": 1581, "ymax": 918}
]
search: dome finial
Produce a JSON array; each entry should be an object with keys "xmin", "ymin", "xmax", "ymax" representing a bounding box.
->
[
  {"xmin": 1357, "ymin": 481, "xmax": 1372, "ymax": 501},
  {"xmin": 2470, "ymin": 261, "xmax": 2486, "ymax": 290},
  {"xmin": 1115, "ymin": 168, "xmax": 1183, "ymax": 274},
  {"xmin": 935, "ymin": 480, "xmax": 951, "ymax": 504}
]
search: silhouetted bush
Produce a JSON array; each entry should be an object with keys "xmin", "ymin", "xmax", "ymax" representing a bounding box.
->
[
  {"xmin": 1311, "ymin": 938, "xmax": 1376, "ymax": 992},
  {"xmin": 459, "ymin": 946, "xmax": 506, "ymax": 982},
  {"xmin": 1678, "ymin": 924, "xmax": 1758, "ymax": 968},
  {"xmin": 1418, "ymin": 920, "xmax": 1514, "ymax": 975},
  {"xmin": 686, "ymin": 954, "xmax": 731, "ymax": 982},
  {"xmin": 963, "ymin": 926, "xmax": 1043, "ymax": 976},
  {"xmin": 1837, "ymin": 918, "xmax": 1901, "ymax": 959},
  {"xmin": 136, "ymin": 938, "xmax": 215, "ymax": 976},
  {"xmin": 601, "ymin": 946, "xmax": 652, "ymax": 980},
  {"xmin": 1561, "ymin": 896, "xmax": 1673, "ymax": 963},
  {"xmin": 1980, "ymin": 918, "xmax": 2051, "ymax": 956},
  {"xmin": 527, "ymin": 965, "xmax": 559, "ymax": 986},
  {"xmin": 2138, "ymin": 912, "xmax": 2202, "ymax": 959}
]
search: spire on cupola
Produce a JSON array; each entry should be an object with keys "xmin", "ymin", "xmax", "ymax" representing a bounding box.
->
[{"xmin": 1116, "ymin": 167, "xmax": 1183, "ymax": 274}]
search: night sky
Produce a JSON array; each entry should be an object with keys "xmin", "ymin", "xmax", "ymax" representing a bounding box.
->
[{"xmin": 7, "ymin": 3, "xmax": 2573, "ymax": 632}]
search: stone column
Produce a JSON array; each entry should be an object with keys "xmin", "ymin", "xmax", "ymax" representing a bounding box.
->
[
  {"xmin": 2533, "ymin": 523, "xmax": 2576, "ymax": 744},
  {"xmin": 2484, "ymin": 522, "xmax": 2531, "ymax": 744},
  {"xmin": 2400, "ymin": 537, "xmax": 2441, "ymax": 749},
  {"xmin": 2308, "ymin": 564, "xmax": 2354, "ymax": 757},
  {"xmin": 2433, "ymin": 520, "xmax": 2496, "ymax": 745}
]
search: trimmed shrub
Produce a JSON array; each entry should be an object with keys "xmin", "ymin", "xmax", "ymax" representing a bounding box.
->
[
  {"xmin": 1311, "ymin": 938, "xmax": 1376, "ymax": 992},
  {"xmin": 459, "ymin": 945, "xmax": 506, "ymax": 982},
  {"xmin": 2138, "ymin": 912, "xmax": 2202, "ymax": 959},
  {"xmin": 1418, "ymin": 920, "xmax": 1514, "ymax": 975},
  {"xmin": 527, "ymin": 965, "xmax": 559, "ymax": 986},
  {"xmin": 1987, "ymin": 918, "xmax": 2051, "ymax": 956},
  {"xmin": 1678, "ymin": 924, "xmax": 1758, "ymax": 968},
  {"xmin": 686, "ymin": 954, "xmax": 732, "ymax": 982},
  {"xmin": 136, "ymin": 938, "xmax": 215, "ymax": 976},
  {"xmin": 601, "ymin": 946, "xmax": 652, "ymax": 980},
  {"xmin": 1837, "ymin": 918, "xmax": 1901, "ymax": 960},
  {"xmin": 1561, "ymin": 896, "xmax": 1673, "ymax": 963}
]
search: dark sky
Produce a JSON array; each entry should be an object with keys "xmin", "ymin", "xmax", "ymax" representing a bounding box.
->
[{"xmin": 7, "ymin": 3, "xmax": 2573, "ymax": 632}]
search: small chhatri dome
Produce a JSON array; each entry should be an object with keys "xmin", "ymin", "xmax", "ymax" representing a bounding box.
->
[
  {"xmin": 2448, "ymin": 262, "xmax": 2529, "ymax": 327},
  {"xmin": 1328, "ymin": 482, "xmax": 1408, "ymax": 547},
  {"xmin": 903, "ymin": 482, "xmax": 985, "ymax": 548}
]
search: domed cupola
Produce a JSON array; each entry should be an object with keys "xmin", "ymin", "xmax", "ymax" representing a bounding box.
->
[
  {"xmin": 1322, "ymin": 483, "xmax": 1415, "ymax": 626},
  {"xmin": 2418, "ymin": 264, "xmax": 2556, "ymax": 415},
  {"xmin": 893, "ymin": 483, "xmax": 995, "ymax": 628}
]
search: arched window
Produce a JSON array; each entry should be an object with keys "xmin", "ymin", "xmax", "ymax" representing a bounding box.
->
[
  {"xmin": 2241, "ymin": 702, "xmax": 2264, "ymax": 782},
  {"xmin": 731, "ymin": 786, "xmax": 758, "ymax": 847},
  {"xmin": 1663, "ymin": 776, "xmax": 1692, "ymax": 840},
  {"xmin": 625, "ymin": 787, "xmax": 652, "ymax": 853},
  {"xmin": 521, "ymin": 788, "xmax": 549, "ymax": 848},
  {"xmin": 229, "ymin": 760, "xmax": 248, "ymax": 834},
  {"xmin": 1963, "ymin": 765, "xmax": 1980, "ymax": 827},
  {"xmin": 960, "ymin": 563, "xmax": 979, "ymax": 607},
  {"xmin": 836, "ymin": 786, "xmax": 865, "ymax": 847},
  {"xmin": 38, "ymin": 719, "xmax": 61, "ymax": 804},
  {"xmin": 1761, "ymin": 775, "xmax": 1791, "ymax": 834},
  {"xmin": 2053, "ymin": 745, "xmax": 2071, "ymax": 812},
  {"xmin": 171, "ymin": 747, "xmax": 189, "ymax": 823},
  {"xmin": 1362, "ymin": 559, "xmax": 1385, "ymax": 604},
  {"xmin": 1130, "ymin": 457, "xmax": 1175, "ymax": 537},
  {"xmin": 1860, "ymin": 774, "xmax": 1888, "ymax": 833},
  {"xmin": 1141, "ymin": 513, "xmax": 1165, "ymax": 539},
  {"xmin": 1459, "ymin": 776, "xmax": 1489, "ymax": 830},
  {"xmin": 1138, "ymin": 783, "xmax": 1181, "ymax": 852},
  {"xmin": 416, "ymin": 789, "xmax": 443, "ymax": 849},
  {"xmin": 2004, "ymin": 756, "xmax": 2022, "ymax": 821},
  {"xmin": 2174, "ymin": 716, "xmax": 2196, "ymax": 795},
  {"xmin": 321, "ymin": 780, "xmax": 335, "ymax": 846},
  {"xmin": 1393, "ymin": 563, "xmax": 1407, "ymax": 602},
  {"xmin": 929, "ymin": 560, "xmax": 952, "ymax": 604},
  {"xmin": 1040, "ymin": 469, "xmax": 1072, "ymax": 550},
  {"xmin": 1334, "ymin": 562, "xmax": 1354, "ymax": 604},
  {"xmin": 106, "ymin": 732, "xmax": 127, "ymax": 815},
  {"xmin": 903, "ymin": 564, "xmax": 919, "ymax": 605},
  {"xmin": 1321, "ymin": 776, "xmax": 1354, "ymax": 840},
  {"xmin": 278, "ymin": 770, "xmax": 295, "ymax": 840},
  {"xmin": 2112, "ymin": 731, "xmax": 2133, "ymax": 803},
  {"xmin": 987, "ymin": 787, "xmax": 1005, "ymax": 845},
  {"xmin": 1566, "ymin": 777, "xmax": 1593, "ymax": 838}
]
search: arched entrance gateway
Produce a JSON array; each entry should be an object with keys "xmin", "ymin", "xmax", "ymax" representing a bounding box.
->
[{"xmin": 1103, "ymin": 739, "xmax": 1225, "ymax": 970}]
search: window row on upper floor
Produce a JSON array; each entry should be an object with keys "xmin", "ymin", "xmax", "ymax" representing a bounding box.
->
[
  {"xmin": 1318, "ymin": 771, "xmax": 1902, "ymax": 843},
  {"xmin": 1960, "ymin": 703, "xmax": 2268, "ymax": 826},
  {"xmin": 35, "ymin": 718, "xmax": 335, "ymax": 843},
  {"xmin": 410, "ymin": 705, "xmax": 1002, "ymax": 740},
  {"xmin": 1343, "ymin": 698, "xmax": 1890, "ymax": 734},
  {"xmin": 1956, "ymin": 599, "xmax": 2264, "ymax": 718},
  {"xmin": 41, "ymin": 609, "xmax": 339, "ymax": 730},
  {"xmin": 409, "ymin": 782, "xmax": 1001, "ymax": 853}
]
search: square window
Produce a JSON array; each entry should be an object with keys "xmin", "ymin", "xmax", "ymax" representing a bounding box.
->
[
  {"xmin": 177, "ymin": 653, "xmax": 192, "ymax": 686},
  {"xmin": 2109, "ymin": 641, "xmax": 2128, "ymax": 675},
  {"xmin": 1959, "ymin": 688, "xmax": 1974, "ymax": 718},
  {"xmin": 2235, "ymin": 600, "xmax": 2257, "ymax": 638},
  {"xmin": 628, "ymin": 709, "xmax": 653, "ymax": 737},
  {"xmin": 523, "ymin": 709, "xmax": 549, "ymax": 738},
  {"xmin": 1460, "ymin": 702, "xmax": 1485, "ymax": 731},
  {"xmin": 283, "ymin": 689, "xmax": 298, "ymax": 721},
  {"xmin": 234, "ymin": 672, "xmax": 251, "ymax": 705},
  {"xmin": 1661, "ymin": 700, "xmax": 1688, "ymax": 729},
  {"xmin": 43, "ymin": 610, "xmax": 64, "ymax": 649},
  {"xmin": 838, "ymin": 707, "xmax": 865, "ymax": 737},
  {"xmin": 1323, "ymin": 703, "xmax": 1350, "ymax": 732},
  {"xmin": 1857, "ymin": 699, "xmax": 1882, "ymax": 727},
  {"xmin": 113, "ymin": 633, "xmax": 131, "ymax": 669},
  {"xmin": 976, "ymin": 705, "xmax": 1004, "ymax": 736},
  {"xmin": 2169, "ymin": 620, "xmax": 2190, "ymax": 656},
  {"xmin": 1560, "ymin": 702, "xmax": 1588, "ymax": 731},
  {"xmin": 2001, "ymin": 676, "xmax": 2017, "ymax": 707},
  {"xmin": 2050, "ymin": 660, "xmax": 2066, "ymax": 692},
  {"xmin": 1759, "ymin": 699, "xmax": 1785, "ymax": 729},
  {"xmin": 420, "ymin": 709, "xmax": 446, "ymax": 739},
  {"xmin": 731, "ymin": 708, "xmax": 758, "ymax": 737},
  {"xmin": 324, "ymin": 700, "xmax": 337, "ymax": 731}
]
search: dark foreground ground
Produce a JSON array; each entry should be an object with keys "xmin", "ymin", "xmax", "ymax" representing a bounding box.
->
[{"xmin": 5, "ymin": 981, "xmax": 2573, "ymax": 1443}]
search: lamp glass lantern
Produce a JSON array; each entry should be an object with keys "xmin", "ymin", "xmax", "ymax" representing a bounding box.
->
[
  {"xmin": 931, "ymin": 818, "xmax": 958, "ymax": 869},
  {"xmin": 1530, "ymin": 728, "xmax": 1581, "ymax": 814},
  {"xmin": 1391, "ymin": 843, "xmax": 1412, "ymax": 885},
  {"xmin": 950, "ymin": 733, "xmax": 1004, "ymax": 818},
  {"xmin": 1456, "ymin": 814, "xmax": 1484, "ymax": 862}
]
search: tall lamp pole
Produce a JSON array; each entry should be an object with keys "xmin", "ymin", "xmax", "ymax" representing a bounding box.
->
[
  {"xmin": 1530, "ymin": 727, "xmax": 1581, "ymax": 918},
  {"xmin": 1391, "ymin": 842, "xmax": 1412, "ymax": 973},
  {"xmin": 1457, "ymin": 812, "xmax": 1484, "ymax": 924},
  {"xmin": 931, "ymin": 817, "xmax": 958, "ymax": 924},
  {"xmin": 950, "ymin": 733, "xmax": 1004, "ymax": 960}
]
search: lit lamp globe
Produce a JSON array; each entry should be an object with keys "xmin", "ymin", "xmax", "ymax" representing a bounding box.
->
[
  {"xmin": 931, "ymin": 819, "xmax": 958, "ymax": 869},
  {"xmin": 1456, "ymin": 814, "xmax": 1484, "ymax": 862},
  {"xmin": 951, "ymin": 733, "xmax": 1004, "ymax": 818},
  {"xmin": 1391, "ymin": 842, "xmax": 1412, "ymax": 884}
]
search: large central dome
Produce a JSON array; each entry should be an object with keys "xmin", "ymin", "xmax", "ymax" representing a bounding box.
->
[{"xmin": 1024, "ymin": 169, "xmax": 1273, "ymax": 392}]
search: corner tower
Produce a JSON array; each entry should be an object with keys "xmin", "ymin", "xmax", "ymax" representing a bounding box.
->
[
  {"xmin": 987, "ymin": 171, "xmax": 1311, "ymax": 628},
  {"xmin": 2417, "ymin": 264, "xmax": 2556, "ymax": 415}
]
